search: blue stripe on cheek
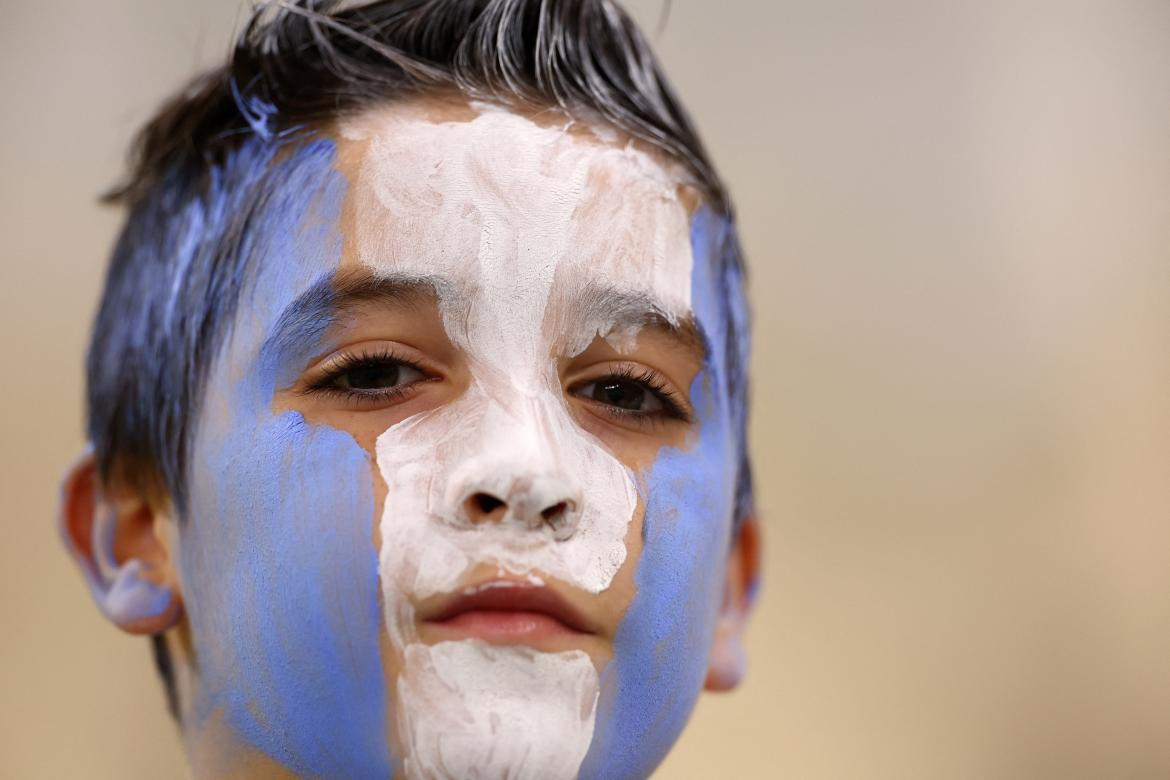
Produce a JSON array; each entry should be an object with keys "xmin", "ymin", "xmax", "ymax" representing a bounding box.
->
[
  {"xmin": 178, "ymin": 138, "xmax": 393, "ymax": 778},
  {"xmin": 190, "ymin": 412, "xmax": 391, "ymax": 778},
  {"xmin": 578, "ymin": 371, "xmax": 736, "ymax": 780},
  {"xmin": 578, "ymin": 208, "xmax": 739, "ymax": 779}
]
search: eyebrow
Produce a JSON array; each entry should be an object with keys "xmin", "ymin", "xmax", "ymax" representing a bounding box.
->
[
  {"xmin": 570, "ymin": 282, "xmax": 707, "ymax": 362},
  {"xmin": 259, "ymin": 268, "xmax": 440, "ymax": 376},
  {"xmin": 259, "ymin": 270, "xmax": 706, "ymax": 376}
]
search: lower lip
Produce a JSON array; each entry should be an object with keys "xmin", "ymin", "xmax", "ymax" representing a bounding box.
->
[{"xmin": 428, "ymin": 610, "xmax": 581, "ymax": 642}]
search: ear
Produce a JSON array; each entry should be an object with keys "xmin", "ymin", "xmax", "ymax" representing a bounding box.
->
[
  {"xmin": 58, "ymin": 446, "xmax": 182, "ymax": 635},
  {"xmin": 704, "ymin": 513, "xmax": 761, "ymax": 692}
]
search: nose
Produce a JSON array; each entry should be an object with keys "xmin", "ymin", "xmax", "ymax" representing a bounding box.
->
[{"xmin": 459, "ymin": 475, "xmax": 581, "ymax": 540}]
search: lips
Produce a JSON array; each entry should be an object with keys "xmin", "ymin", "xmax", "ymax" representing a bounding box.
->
[{"xmin": 420, "ymin": 581, "xmax": 595, "ymax": 643}]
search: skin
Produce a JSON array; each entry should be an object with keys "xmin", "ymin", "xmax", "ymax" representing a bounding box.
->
[{"xmin": 59, "ymin": 94, "xmax": 760, "ymax": 779}]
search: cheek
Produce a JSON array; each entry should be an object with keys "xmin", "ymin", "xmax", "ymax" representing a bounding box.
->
[
  {"xmin": 578, "ymin": 372, "xmax": 737, "ymax": 780},
  {"xmin": 181, "ymin": 411, "xmax": 392, "ymax": 777}
]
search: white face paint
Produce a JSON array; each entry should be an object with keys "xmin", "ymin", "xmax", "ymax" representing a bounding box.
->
[
  {"xmin": 398, "ymin": 642, "xmax": 599, "ymax": 780},
  {"xmin": 340, "ymin": 100, "xmax": 694, "ymax": 780}
]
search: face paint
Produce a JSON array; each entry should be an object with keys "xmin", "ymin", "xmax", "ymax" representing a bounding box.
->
[
  {"xmin": 398, "ymin": 642, "xmax": 599, "ymax": 779},
  {"xmin": 179, "ymin": 139, "xmax": 393, "ymax": 777},
  {"xmin": 174, "ymin": 101, "xmax": 739, "ymax": 780},
  {"xmin": 104, "ymin": 560, "xmax": 173, "ymax": 624},
  {"xmin": 578, "ymin": 209, "xmax": 741, "ymax": 778},
  {"xmin": 339, "ymin": 102, "xmax": 696, "ymax": 778},
  {"xmin": 86, "ymin": 492, "xmax": 173, "ymax": 626}
]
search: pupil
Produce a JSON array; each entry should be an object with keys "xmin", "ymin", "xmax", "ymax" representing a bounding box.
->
[
  {"xmin": 345, "ymin": 362, "xmax": 400, "ymax": 390},
  {"xmin": 595, "ymin": 380, "xmax": 644, "ymax": 410}
]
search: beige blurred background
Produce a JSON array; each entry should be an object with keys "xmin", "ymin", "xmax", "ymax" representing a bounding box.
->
[{"xmin": 2, "ymin": 1, "xmax": 1169, "ymax": 777}]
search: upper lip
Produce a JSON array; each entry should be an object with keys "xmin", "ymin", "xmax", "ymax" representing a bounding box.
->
[{"xmin": 420, "ymin": 580, "xmax": 597, "ymax": 634}]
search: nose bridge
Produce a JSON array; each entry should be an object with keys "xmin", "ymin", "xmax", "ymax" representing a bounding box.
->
[{"xmin": 447, "ymin": 391, "xmax": 583, "ymax": 537}]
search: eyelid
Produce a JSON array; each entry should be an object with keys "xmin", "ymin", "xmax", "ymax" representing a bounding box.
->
[
  {"xmin": 566, "ymin": 361, "xmax": 693, "ymax": 424},
  {"xmin": 300, "ymin": 341, "xmax": 439, "ymax": 387},
  {"xmin": 293, "ymin": 341, "xmax": 445, "ymax": 414}
]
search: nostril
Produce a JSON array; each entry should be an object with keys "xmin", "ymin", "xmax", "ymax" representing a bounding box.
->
[
  {"xmin": 541, "ymin": 501, "xmax": 568, "ymax": 522},
  {"xmin": 469, "ymin": 492, "xmax": 506, "ymax": 517},
  {"xmin": 539, "ymin": 500, "xmax": 577, "ymax": 541}
]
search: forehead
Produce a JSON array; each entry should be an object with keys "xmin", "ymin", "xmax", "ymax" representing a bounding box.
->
[{"xmin": 328, "ymin": 97, "xmax": 699, "ymax": 326}]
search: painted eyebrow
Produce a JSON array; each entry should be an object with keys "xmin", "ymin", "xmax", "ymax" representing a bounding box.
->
[
  {"xmin": 571, "ymin": 283, "xmax": 707, "ymax": 362},
  {"xmin": 260, "ymin": 269, "xmax": 440, "ymax": 371},
  {"xmin": 260, "ymin": 272, "xmax": 705, "ymax": 372}
]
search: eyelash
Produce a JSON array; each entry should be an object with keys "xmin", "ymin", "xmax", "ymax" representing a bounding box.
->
[
  {"xmin": 302, "ymin": 348, "xmax": 431, "ymax": 407},
  {"xmin": 573, "ymin": 364, "xmax": 692, "ymax": 426},
  {"xmin": 302, "ymin": 350, "xmax": 691, "ymax": 425}
]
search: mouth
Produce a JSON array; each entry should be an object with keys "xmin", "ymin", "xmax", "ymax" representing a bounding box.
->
[{"xmin": 419, "ymin": 579, "xmax": 596, "ymax": 644}]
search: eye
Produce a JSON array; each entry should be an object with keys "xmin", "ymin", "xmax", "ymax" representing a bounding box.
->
[
  {"xmin": 569, "ymin": 365, "xmax": 691, "ymax": 424},
  {"xmin": 330, "ymin": 358, "xmax": 424, "ymax": 392},
  {"xmin": 577, "ymin": 378, "xmax": 664, "ymax": 413},
  {"xmin": 303, "ymin": 348, "xmax": 430, "ymax": 407}
]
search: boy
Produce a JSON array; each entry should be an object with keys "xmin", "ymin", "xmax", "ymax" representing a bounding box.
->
[{"xmin": 59, "ymin": 1, "xmax": 759, "ymax": 777}]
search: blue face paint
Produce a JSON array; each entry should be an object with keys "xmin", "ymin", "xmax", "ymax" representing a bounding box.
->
[
  {"xmin": 90, "ymin": 488, "xmax": 175, "ymax": 625},
  {"xmin": 179, "ymin": 138, "xmax": 393, "ymax": 778},
  {"xmin": 578, "ymin": 208, "xmax": 743, "ymax": 779},
  {"xmin": 105, "ymin": 560, "xmax": 173, "ymax": 624},
  {"xmin": 172, "ymin": 134, "xmax": 738, "ymax": 779}
]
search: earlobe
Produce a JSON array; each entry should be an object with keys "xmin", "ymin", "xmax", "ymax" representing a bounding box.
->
[
  {"xmin": 58, "ymin": 447, "xmax": 182, "ymax": 635},
  {"xmin": 704, "ymin": 513, "xmax": 761, "ymax": 692},
  {"xmin": 704, "ymin": 619, "xmax": 748, "ymax": 692}
]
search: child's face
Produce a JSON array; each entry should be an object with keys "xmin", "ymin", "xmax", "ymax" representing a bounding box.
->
[{"xmin": 176, "ymin": 97, "xmax": 748, "ymax": 778}]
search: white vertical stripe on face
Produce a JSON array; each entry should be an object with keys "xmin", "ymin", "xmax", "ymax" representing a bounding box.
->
[
  {"xmin": 341, "ymin": 100, "xmax": 693, "ymax": 779},
  {"xmin": 398, "ymin": 641, "xmax": 599, "ymax": 780}
]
